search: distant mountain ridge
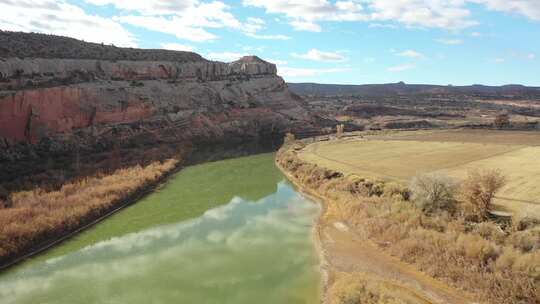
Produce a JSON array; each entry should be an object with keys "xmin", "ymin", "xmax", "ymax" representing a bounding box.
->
[{"xmin": 288, "ymin": 82, "xmax": 540, "ymax": 99}]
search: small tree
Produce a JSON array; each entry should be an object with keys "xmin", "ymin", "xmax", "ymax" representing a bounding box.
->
[
  {"xmin": 410, "ymin": 173, "xmax": 457, "ymax": 213},
  {"xmin": 460, "ymin": 169, "xmax": 506, "ymax": 220},
  {"xmin": 494, "ymin": 114, "xmax": 510, "ymax": 129},
  {"xmin": 336, "ymin": 124, "xmax": 345, "ymax": 138},
  {"xmin": 283, "ymin": 132, "xmax": 296, "ymax": 145}
]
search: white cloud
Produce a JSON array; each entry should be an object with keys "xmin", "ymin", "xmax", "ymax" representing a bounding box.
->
[
  {"xmin": 243, "ymin": 15, "xmax": 292, "ymax": 40},
  {"xmin": 278, "ymin": 66, "xmax": 351, "ymax": 78},
  {"xmin": 244, "ymin": 0, "xmax": 540, "ymax": 32},
  {"xmin": 90, "ymin": 1, "xmax": 289, "ymax": 43},
  {"xmin": 527, "ymin": 53, "xmax": 536, "ymax": 60},
  {"xmin": 206, "ymin": 52, "xmax": 248, "ymax": 62},
  {"xmin": 494, "ymin": 58, "xmax": 505, "ymax": 63},
  {"xmin": 160, "ymin": 43, "xmax": 196, "ymax": 52},
  {"xmin": 267, "ymin": 59, "xmax": 288, "ymax": 66},
  {"xmin": 290, "ymin": 20, "xmax": 322, "ymax": 32},
  {"xmin": 387, "ymin": 64, "xmax": 415, "ymax": 72},
  {"xmin": 473, "ymin": 0, "xmax": 540, "ymax": 21},
  {"xmin": 85, "ymin": 0, "xmax": 199, "ymax": 15},
  {"xmin": 436, "ymin": 38, "xmax": 464, "ymax": 45},
  {"xmin": 110, "ymin": 1, "xmax": 242, "ymax": 42},
  {"xmin": 397, "ymin": 50, "xmax": 424, "ymax": 58},
  {"xmin": 471, "ymin": 31, "xmax": 482, "ymax": 37},
  {"xmin": 369, "ymin": 23, "xmax": 398, "ymax": 29},
  {"xmin": 244, "ymin": 17, "xmax": 265, "ymax": 34},
  {"xmin": 242, "ymin": 45, "xmax": 265, "ymax": 52},
  {"xmin": 245, "ymin": 33, "xmax": 291, "ymax": 40},
  {"xmin": 367, "ymin": 0, "xmax": 477, "ymax": 29},
  {"xmin": 244, "ymin": 0, "xmax": 367, "ymax": 32},
  {"xmin": 292, "ymin": 49, "xmax": 347, "ymax": 62},
  {"xmin": 115, "ymin": 15, "xmax": 218, "ymax": 42},
  {"xmin": 0, "ymin": 0, "xmax": 137, "ymax": 47}
]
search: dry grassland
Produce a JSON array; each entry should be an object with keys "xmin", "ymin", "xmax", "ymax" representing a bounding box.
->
[{"xmin": 299, "ymin": 130, "xmax": 540, "ymax": 217}]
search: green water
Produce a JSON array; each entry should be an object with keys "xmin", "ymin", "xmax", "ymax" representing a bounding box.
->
[{"xmin": 0, "ymin": 153, "xmax": 320, "ymax": 304}]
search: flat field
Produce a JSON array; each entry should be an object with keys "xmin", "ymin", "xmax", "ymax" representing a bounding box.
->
[{"xmin": 299, "ymin": 129, "xmax": 540, "ymax": 217}]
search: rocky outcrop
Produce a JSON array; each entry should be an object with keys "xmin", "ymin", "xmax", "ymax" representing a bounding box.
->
[{"xmin": 0, "ymin": 31, "xmax": 314, "ymax": 189}]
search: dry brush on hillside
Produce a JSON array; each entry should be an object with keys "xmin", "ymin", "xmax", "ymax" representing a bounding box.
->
[
  {"xmin": 0, "ymin": 159, "xmax": 179, "ymax": 266},
  {"xmin": 277, "ymin": 141, "xmax": 539, "ymax": 304}
]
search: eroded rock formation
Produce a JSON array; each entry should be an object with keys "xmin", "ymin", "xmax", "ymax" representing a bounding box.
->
[{"xmin": 0, "ymin": 31, "xmax": 313, "ymax": 189}]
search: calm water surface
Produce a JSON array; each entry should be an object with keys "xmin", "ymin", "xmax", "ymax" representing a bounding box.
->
[{"xmin": 0, "ymin": 153, "xmax": 320, "ymax": 304}]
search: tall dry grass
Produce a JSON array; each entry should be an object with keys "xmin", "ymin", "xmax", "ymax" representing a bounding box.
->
[
  {"xmin": 277, "ymin": 144, "xmax": 539, "ymax": 304},
  {"xmin": 328, "ymin": 272, "xmax": 416, "ymax": 304},
  {"xmin": 0, "ymin": 159, "xmax": 179, "ymax": 263}
]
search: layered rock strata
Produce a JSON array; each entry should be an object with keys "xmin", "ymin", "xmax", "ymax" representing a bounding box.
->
[{"xmin": 0, "ymin": 31, "xmax": 313, "ymax": 189}]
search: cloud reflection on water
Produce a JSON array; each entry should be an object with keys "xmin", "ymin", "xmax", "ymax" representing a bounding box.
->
[{"xmin": 0, "ymin": 181, "xmax": 320, "ymax": 304}]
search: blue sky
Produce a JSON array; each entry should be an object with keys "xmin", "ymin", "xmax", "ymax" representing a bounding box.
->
[{"xmin": 1, "ymin": 0, "xmax": 540, "ymax": 85}]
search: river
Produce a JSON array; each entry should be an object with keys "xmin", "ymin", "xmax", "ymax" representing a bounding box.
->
[{"xmin": 0, "ymin": 153, "xmax": 320, "ymax": 304}]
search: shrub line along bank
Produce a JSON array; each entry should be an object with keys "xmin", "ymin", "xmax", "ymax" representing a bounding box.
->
[
  {"xmin": 276, "ymin": 137, "xmax": 539, "ymax": 304},
  {"xmin": 0, "ymin": 159, "xmax": 181, "ymax": 270}
]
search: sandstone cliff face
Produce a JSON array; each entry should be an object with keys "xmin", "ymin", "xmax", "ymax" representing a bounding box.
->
[{"xmin": 0, "ymin": 32, "xmax": 313, "ymax": 187}]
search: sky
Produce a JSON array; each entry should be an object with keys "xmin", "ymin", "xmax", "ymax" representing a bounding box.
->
[{"xmin": 1, "ymin": 0, "xmax": 540, "ymax": 86}]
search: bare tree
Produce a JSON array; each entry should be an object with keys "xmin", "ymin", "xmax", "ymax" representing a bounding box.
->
[
  {"xmin": 410, "ymin": 173, "xmax": 457, "ymax": 213},
  {"xmin": 494, "ymin": 114, "xmax": 510, "ymax": 129},
  {"xmin": 460, "ymin": 169, "xmax": 506, "ymax": 220}
]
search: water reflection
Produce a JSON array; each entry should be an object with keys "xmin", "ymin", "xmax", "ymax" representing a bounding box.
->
[{"xmin": 0, "ymin": 180, "xmax": 320, "ymax": 304}]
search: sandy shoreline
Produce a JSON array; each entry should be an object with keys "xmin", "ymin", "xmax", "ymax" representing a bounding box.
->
[
  {"xmin": 275, "ymin": 143, "xmax": 476, "ymax": 304},
  {"xmin": 276, "ymin": 158, "xmax": 331, "ymax": 303}
]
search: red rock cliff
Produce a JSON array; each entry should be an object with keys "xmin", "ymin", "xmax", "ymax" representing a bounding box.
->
[{"xmin": 0, "ymin": 31, "xmax": 314, "ymax": 186}]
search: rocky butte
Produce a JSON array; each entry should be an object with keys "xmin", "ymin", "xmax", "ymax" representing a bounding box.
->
[{"xmin": 0, "ymin": 31, "xmax": 316, "ymax": 189}]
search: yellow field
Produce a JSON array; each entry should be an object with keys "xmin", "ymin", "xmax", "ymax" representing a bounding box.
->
[{"xmin": 299, "ymin": 130, "xmax": 540, "ymax": 217}]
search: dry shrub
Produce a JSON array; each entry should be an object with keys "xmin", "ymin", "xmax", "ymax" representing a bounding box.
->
[
  {"xmin": 346, "ymin": 176, "xmax": 385, "ymax": 197},
  {"xmin": 507, "ymin": 230, "xmax": 540, "ymax": 252},
  {"xmin": 460, "ymin": 169, "xmax": 506, "ymax": 220},
  {"xmin": 456, "ymin": 233, "xmax": 501, "ymax": 263},
  {"xmin": 383, "ymin": 182, "xmax": 410, "ymax": 201},
  {"xmin": 328, "ymin": 273, "xmax": 410, "ymax": 304},
  {"xmin": 277, "ymin": 144, "xmax": 539, "ymax": 304},
  {"xmin": 473, "ymin": 221, "xmax": 507, "ymax": 244},
  {"xmin": 283, "ymin": 132, "xmax": 296, "ymax": 146},
  {"xmin": 0, "ymin": 159, "xmax": 179, "ymax": 262},
  {"xmin": 513, "ymin": 215, "xmax": 540, "ymax": 231},
  {"xmin": 409, "ymin": 173, "xmax": 457, "ymax": 213},
  {"xmin": 494, "ymin": 113, "xmax": 510, "ymax": 129}
]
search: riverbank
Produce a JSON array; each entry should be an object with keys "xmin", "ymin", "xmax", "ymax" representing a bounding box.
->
[
  {"xmin": 0, "ymin": 158, "xmax": 181, "ymax": 269},
  {"xmin": 275, "ymin": 147, "xmax": 472, "ymax": 304},
  {"xmin": 276, "ymin": 136, "xmax": 539, "ymax": 304},
  {"xmin": 0, "ymin": 140, "xmax": 282, "ymax": 270},
  {"xmin": 0, "ymin": 153, "xmax": 321, "ymax": 304}
]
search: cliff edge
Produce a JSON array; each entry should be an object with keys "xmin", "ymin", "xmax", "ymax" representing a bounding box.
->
[{"xmin": 0, "ymin": 31, "xmax": 313, "ymax": 189}]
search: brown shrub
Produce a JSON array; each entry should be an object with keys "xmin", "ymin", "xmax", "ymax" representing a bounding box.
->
[
  {"xmin": 328, "ymin": 273, "xmax": 411, "ymax": 304},
  {"xmin": 507, "ymin": 230, "xmax": 540, "ymax": 252},
  {"xmin": 0, "ymin": 159, "xmax": 179, "ymax": 262},
  {"xmin": 409, "ymin": 173, "xmax": 457, "ymax": 213},
  {"xmin": 277, "ymin": 144, "xmax": 539, "ymax": 304},
  {"xmin": 460, "ymin": 169, "xmax": 506, "ymax": 220},
  {"xmin": 473, "ymin": 221, "xmax": 507, "ymax": 244},
  {"xmin": 494, "ymin": 113, "xmax": 510, "ymax": 129}
]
